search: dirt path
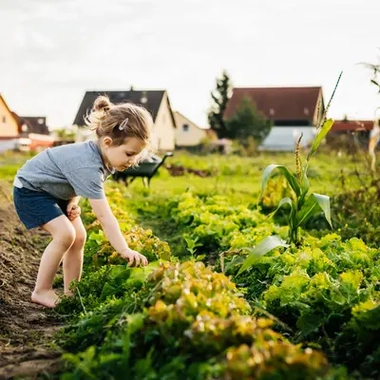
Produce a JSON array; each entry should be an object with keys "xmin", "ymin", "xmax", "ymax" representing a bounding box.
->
[{"xmin": 0, "ymin": 181, "xmax": 62, "ymax": 379}]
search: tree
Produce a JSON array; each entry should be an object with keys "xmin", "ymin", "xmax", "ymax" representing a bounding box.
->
[
  {"xmin": 225, "ymin": 97, "xmax": 272, "ymax": 144},
  {"xmin": 207, "ymin": 70, "xmax": 232, "ymax": 138}
]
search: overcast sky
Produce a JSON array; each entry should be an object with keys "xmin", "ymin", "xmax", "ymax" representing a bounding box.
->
[{"xmin": 1, "ymin": 0, "xmax": 380, "ymax": 128}]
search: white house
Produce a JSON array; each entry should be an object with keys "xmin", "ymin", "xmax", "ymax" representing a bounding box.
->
[
  {"xmin": 174, "ymin": 111, "xmax": 209, "ymax": 148},
  {"xmin": 73, "ymin": 88, "xmax": 177, "ymax": 151}
]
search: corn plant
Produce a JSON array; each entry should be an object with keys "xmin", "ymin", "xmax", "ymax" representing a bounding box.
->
[{"xmin": 238, "ymin": 73, "xmax": 342, "ymax": 275}]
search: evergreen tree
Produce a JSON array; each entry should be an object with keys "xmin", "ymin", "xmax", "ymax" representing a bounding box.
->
[
  {"xmin": 225, "ymin": 97, "xmax": 272, "ymax": 144},
  {"xmin": 207, "ymin": 71, "xmax": 232, "ymax": 138}
]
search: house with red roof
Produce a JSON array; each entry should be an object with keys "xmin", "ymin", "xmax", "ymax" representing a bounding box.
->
[
  {"xmin": 330, "ymin": 119, "xmax": 373, "ymax": 133},
  {"xmin": 224, "ymin": 86, "xmax": 325, "ymax": 151},
  {"xmin": 326, "ymin": 118, "xmax": 374, "ymax": 149}
]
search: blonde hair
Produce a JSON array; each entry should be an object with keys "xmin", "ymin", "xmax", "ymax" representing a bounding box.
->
[{"xmin": 85, "ymin": 95, "xmax": 152, "ymax": 147}]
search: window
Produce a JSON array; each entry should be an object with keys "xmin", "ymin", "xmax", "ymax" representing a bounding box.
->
[
  {"xmin": 2, "ymin": 116, "xmax": 5, "ymax": 123},
  {"xmin": 182, "ymin": 124, "xmax": 189, "ymax": 132}
]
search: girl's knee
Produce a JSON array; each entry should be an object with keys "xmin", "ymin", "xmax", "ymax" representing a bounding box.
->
[
  {"xmin": 56, "ymin": 225, "xmax": 76, "ymax": 250},
  {"xmin": 74, "ymin": 225, "xmax": 87, "ymax": 248}
]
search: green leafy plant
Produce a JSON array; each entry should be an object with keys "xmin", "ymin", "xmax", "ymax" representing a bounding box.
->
[
  {"xmin": 238, "ymin": 72, "xmax": 343, "ymax": 275},
  {"xmin": 261, "ymin": 118, "xmax": 334, "ymax": 244},
  {"xmin": 58, "ymin": 261, "xmax": 331, "ymax": 380}
]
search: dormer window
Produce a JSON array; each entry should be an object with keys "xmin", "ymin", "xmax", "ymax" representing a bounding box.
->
[{"xmin": 38, "ymin": 118, "xmax": 44, "ymax": 124}]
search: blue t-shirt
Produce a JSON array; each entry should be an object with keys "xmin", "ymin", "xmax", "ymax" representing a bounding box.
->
[{"xmin": 15, "ymin": 141, "xmax": 113, "ymax": 200}]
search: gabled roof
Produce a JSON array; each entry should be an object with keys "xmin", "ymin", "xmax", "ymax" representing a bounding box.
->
[
  {"xmin": 174, "ymin": 111, "xmax": 206, "ymax": 130},
  {"xmin": 331, "ymin": 119, "xmax": 374, "ymax": 132},
  {"xmin": 73, "ymin": 90, "xmax": 167, "ymax": 126},
  {"xmin": 224, "ymin": 86, "xmax": 323, "ymax": 122},
  {"xmin": 13, "ymin": 114, "xmax": 50, "ymax": 135},
  {"xmin": 0, "ymin": 94, "xmax": 18, "ymax": 122}
]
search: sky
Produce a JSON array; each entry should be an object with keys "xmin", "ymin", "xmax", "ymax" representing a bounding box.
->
[{"xmin": 1, "ymin": 0, "xmax": 380, "ymax": 129}]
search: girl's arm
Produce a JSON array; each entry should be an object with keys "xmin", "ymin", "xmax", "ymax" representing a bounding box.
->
[
  {"xmin": 67, "ymin": 196, "xmax": 82, "ymax": 221},
  {"xmin": 89, "ymin": 198, "xmax": 148, "ymax": 267},
  {"xmin": 69, "ymin": 196, "xmax": 81, "ymax": 205}
]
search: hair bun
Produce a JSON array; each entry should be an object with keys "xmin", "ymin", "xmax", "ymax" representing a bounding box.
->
[{"xmin": 93, "ymin": 95, "xmax": 112, "ymax": 112}]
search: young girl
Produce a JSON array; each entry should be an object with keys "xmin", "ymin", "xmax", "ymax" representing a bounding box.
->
[{"xmin": 13, "ymin": 95, "xmax": 152, "ymax": 308}]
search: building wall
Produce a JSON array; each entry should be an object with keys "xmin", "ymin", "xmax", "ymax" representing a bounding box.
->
[
  {"xmin": 174, "ymin": 112, "xmax": 207, "ymax": 146},
  {"xmin": 152, "ymin": 92, "xmax": 176, "ymax": 151},
  {"xmin": 259, "ymin": 126, "xmax": 316, "ymax": 151},
  {"xmin": 0, "ymin": 139, "xmax": 19, "ymax": 153},
  {"xmin": 0, "ymin": 97, "xmax": 18, "ymax": 138}
]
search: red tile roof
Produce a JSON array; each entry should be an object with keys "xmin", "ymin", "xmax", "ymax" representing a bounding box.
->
[
  {"xmin": 224, "ymin": 86, "xmax": 322, "ymax": 122},
  {"xmin": 331, "ymin": 120, "xmax": 374, "ymax": 132}
]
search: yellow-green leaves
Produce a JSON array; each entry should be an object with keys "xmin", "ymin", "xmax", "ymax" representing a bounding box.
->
[{"xmin": 238, "ymin": 236, "xmax": 288, "ymax": 275}]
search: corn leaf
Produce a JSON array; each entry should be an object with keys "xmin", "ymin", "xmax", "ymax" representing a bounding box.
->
[
  {"xmin": 313, "ymin": 193, "xmax": 332, "ymax": 227},
  {"xmin": 269, "ymin": 197, "xmax": 294, "ymax": 219},
  {"xmin": 237, "ymin": 236, "xmax": 288, "ymax": 275},
  {"xmin": 300, "ymin": 170, "xmax": 310, "ymax": 197},
  {"xmin": 260, "ymin": 164, "xmax": 300, "ymax": 198},
  {"xmin": 307, "ymin": 119, "xmax": 334, "ymax": 160},
  {"xmin": 296, "ymin": 193, "xmax": 332, "ymax": 227}
]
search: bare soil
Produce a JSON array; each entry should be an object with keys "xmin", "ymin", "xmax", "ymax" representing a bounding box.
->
[{"xmin": 0, "ymin": 180, "xmax": 62, "ymax": 379}]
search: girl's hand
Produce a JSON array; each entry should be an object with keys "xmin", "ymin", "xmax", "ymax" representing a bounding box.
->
[
  {"xmin": 67, "ymin": 203, "xmax": 81, "ymax": 221},
  {"xmin": 120, "ymin": 248, "xmax": 148, "ymax": 267}
]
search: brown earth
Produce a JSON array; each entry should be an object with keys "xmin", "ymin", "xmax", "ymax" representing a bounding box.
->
[
  {"xmin": 0, "ymin": 180, "xmax": 62, "ymax": 379},
  {"xmin": 164, "ymin": 164, "xmax": 213, "ymax": 178}
]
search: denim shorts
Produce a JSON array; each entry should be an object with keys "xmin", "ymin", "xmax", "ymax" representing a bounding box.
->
[{"xmin": 13, "ymin": 186, "xmax": 69, "ymax": 229}]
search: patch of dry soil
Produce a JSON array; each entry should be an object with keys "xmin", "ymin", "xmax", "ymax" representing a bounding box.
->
[{"xmin": 0, "ymin": 181, "xmax": 62, "ymax": 379}]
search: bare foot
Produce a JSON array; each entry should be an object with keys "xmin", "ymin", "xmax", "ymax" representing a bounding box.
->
[
  {"xmin": 64, "ymin": 290, "xmax": 74, "ymax": 297},
  {"xmin": 31, "ymin": 289, "xmax": 60, "ymax": 308}
]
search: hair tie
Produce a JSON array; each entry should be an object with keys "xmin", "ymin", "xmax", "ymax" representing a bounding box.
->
[{"xmin": 118, "ymin": 118, "xmax": 129, "ymax": 131}]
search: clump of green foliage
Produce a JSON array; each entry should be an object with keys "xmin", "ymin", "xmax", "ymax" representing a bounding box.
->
[
  {"xmin": 58, "ymin": 262, "xmax": 331, "ymax": 380},
  {"xmin": 232, "ymin": 233, "xmax": 380, "ymax": 378}
]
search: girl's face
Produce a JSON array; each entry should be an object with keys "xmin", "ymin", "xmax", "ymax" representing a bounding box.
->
[{"xmin": 102, "ymin": 136, "xmax": 146, "ymax": 172}]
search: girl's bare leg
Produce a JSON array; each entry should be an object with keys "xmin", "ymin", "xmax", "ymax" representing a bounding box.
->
[
  {"xmin": 63, "ymin": 217, "xmax": 87, "ymax": 295},
  {"xmin": 31, "ymin": 215, "xmax": 76, "ymax": 308}
]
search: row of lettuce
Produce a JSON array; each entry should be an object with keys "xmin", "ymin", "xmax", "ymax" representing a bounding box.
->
[
  {"xmin": 160, "ymin": 191, "xmax": 380, "ymax": 377},
  {"xmin": 52, "ymin": 186, "xmax": 357, "ymax": 380}
]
